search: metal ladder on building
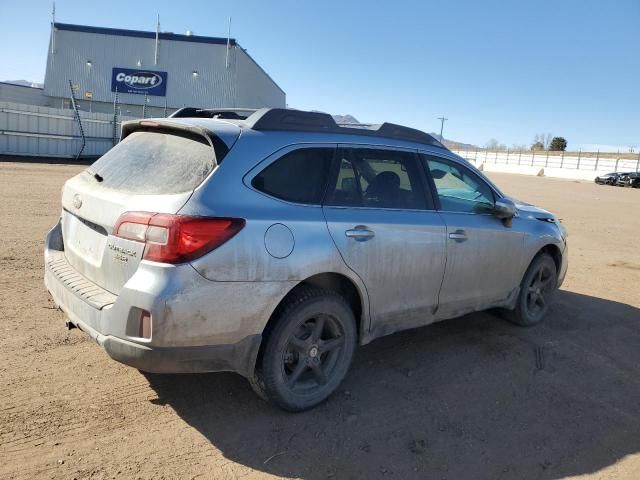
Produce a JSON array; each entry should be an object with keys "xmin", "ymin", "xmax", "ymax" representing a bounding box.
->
[
  {"xmin": 68, "ymin": 80, "xmax": 86, "ymax": 160},
  {"xmin": 112, "ymin": 87, "xmax": 119, "ymax": 146}
]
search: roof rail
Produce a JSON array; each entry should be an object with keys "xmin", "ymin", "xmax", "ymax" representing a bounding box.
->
[
  {"xmin": 244, "ymin": 108, "xmax": 444, "ymax": 148},
  {"xmin": 170, "ymin": 107, "xmax": 257, "ymax": 120}
]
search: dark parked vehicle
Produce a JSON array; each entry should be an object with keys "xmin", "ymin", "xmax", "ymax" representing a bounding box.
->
[
  {"xmin": 623, "ymin": 172, "xmax": 640, "ymax": 188},
  {"xmin": 615, "ymin": 172, "xmax": 634, "ymax": 186},
  {"xmin": 595, "ymin": 172, "xmax": 626, "ymax": 185}
]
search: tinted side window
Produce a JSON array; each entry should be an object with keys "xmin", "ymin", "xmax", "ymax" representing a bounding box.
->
[
  {"xmin": 252, "ymin": 148, "xmax": 334, "ymax": 204},
  {"xmin": 327, "ymin": 148, "xmax": 427, "ymax": 210},
  {"xmin": 425, "ymin": 156, "xmax": 495, "ymax": 213}
]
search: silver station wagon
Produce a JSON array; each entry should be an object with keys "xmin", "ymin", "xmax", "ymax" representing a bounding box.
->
[{"xmin": 45, "ymin": 108, "xmax": 568, "ymax": 411}]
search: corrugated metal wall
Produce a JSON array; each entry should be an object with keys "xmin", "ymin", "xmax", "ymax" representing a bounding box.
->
[
  {"xmin": 44, "ymin": 27, "xmax": 286, "ymax": 110},
  {"xmin": 0, "ymin": 83, "xmax": 51, "ymax": 106},
  {"xmin": 236, "ymin": 49, "xmax": 287, "ymax": 108},
  {"xmin": 0, "ymin": 101, "xmax": 135, "ymax": 158}
]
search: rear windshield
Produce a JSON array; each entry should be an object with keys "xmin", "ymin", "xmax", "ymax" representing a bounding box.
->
[{"xmin": 89, "ymin": 130, "xmax": 215, "ymax": 194}]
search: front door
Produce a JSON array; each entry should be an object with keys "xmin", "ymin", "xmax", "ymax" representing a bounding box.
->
[
  {"xmin": 422, "ymin": 154, "xmax": 525, "ymax": 318},
  {"xmin": 323, "ymin": 146, "xmax": 447, "ymax": 337}
]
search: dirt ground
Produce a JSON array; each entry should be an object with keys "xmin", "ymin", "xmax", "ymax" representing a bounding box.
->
[{"xmin": 1, "ymin": 162, "xmax": 639, "ymax": 480}]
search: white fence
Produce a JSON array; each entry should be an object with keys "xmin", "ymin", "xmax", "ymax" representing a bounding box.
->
[
  {"xmin": 452, "ymin": 148, "xmax": 640, "ymax": 181},
  {"xmin": 0, "ymin": 101, "xmax": 135, "ymax": 158}
]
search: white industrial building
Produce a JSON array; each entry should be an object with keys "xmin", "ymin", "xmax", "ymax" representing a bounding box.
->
[
  {"xmin": 0, "ymin": 22, "xmax": 285, "ymax": 158},
  {"xmin": 43, "ymin": 23, "xmax": 285, "ymax": 116}
]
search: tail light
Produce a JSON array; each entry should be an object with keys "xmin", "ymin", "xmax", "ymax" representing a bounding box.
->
[{"xmin": 113, "ymin": 212, "xmax": 245, "ymax": 264}]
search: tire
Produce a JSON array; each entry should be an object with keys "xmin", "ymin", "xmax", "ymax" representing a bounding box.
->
[
  {"xmin": 251, "ymin": 286, "xmax": 357, "ymax": 412},
  {"xmin": 247, "ymin": 372, "xmax": 269, "ymax": 401},
  {"xmin": 503, "ymin": 253, "xmax": 557, "ymax": 326}
]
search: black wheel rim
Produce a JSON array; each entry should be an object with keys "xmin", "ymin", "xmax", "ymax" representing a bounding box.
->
[
  {"xmin": 525, "ymin": 264, "xmax": 554, "ymax": 317},
  {"xmin": 282, "ymin": 314, "xmax": 345, "ymax": 394}
]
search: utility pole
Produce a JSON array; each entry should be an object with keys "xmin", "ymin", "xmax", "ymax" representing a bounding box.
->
[{"xmin": 437, "ymin": 116, "xmax": 448, "ymax": 142}]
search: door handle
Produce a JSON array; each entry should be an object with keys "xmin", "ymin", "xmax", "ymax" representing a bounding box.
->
[
  {"xmin": 448, "ymin": 230, "xmax": 467, "ymax": 242},
  {"xmin": 345, "ymin": 226, "xmax": 375, "ymax": 241}
]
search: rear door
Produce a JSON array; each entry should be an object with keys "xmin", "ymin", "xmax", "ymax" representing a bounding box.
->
[
  {"xmin": 421, "ymin": 154, "xmax": 525, "ymax": 317},
  {"xmin": 322, "ymin": 146, "xmax": 446, "ymax": 336},
  {"xmin": 61, "ymin": 125, "xmax": 233, "ymax": 295}
]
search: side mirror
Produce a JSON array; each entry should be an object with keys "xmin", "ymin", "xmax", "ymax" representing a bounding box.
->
[{"xmin": 493, "ymin": 198, "xmax": 517, "ymax": 219}]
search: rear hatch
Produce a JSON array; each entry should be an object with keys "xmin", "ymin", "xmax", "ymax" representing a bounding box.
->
[{"xmin": 60, "ymin": 119, "xmax": 238, "ymax": 295}]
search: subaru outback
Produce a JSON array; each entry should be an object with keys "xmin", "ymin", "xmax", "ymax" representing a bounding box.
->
[{"xmin": 44, "ymin": 108, "xmax": 568, "ymax": 411}]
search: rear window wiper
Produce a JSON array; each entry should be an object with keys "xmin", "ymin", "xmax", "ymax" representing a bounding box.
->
[{"xmin": 85, "ymin": 168, "xmax": 103, "ymax": 183}]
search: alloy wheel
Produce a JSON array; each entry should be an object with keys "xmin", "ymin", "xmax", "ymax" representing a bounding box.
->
[
  {"xmin": 282, "ymin": 314, "xmax": 345, "ymax": 393},
  {"xmin": 525, "ymin": 264, "xmax": 554, "ymax": 317}
]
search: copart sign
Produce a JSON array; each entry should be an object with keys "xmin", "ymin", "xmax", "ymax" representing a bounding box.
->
[{"xmin": 111, "ymin": 67, "xmax": 167, "ymax": 96}]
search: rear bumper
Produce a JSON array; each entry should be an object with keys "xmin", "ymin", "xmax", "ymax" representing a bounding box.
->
[
  {"xmin": 44, "ymin": 220, "xmax": 294, "ymax": 377},
  {"xmin": 67, "ymin": 314, "xmax": 260, "ymax": 375},
  {"xmin": 46, "ymin": 265, "xmax": 261, "ymax": 376},
  {"xmin": 103, "ymin": 334, "xmax": 261, "ymax": 375}
]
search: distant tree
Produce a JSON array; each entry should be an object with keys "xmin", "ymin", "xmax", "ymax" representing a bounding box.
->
[
  {"xmin": 532, "ymin": 133, "xmax": 553, "ymax": 150},
  {"xmin": 549, "ymin": 137, "xmax": 567, "ymax": 151},
  {"xmin": 531, "ymin": 141, "xmax": 545, "ymax": 151},
  {"xmin": 485, "ymin": 138, "xmax": 500, "ymax": 150}
]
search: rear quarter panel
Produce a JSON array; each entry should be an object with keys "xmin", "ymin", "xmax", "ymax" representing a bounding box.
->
[{"xmin": 180, "ymin": 134, "xmax": 371, "ymax": 330}]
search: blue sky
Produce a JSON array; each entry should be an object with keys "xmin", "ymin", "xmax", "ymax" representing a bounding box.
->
[{"xmin": 1, "ymin": 0, "xmax": 638, "ymax": 151}]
